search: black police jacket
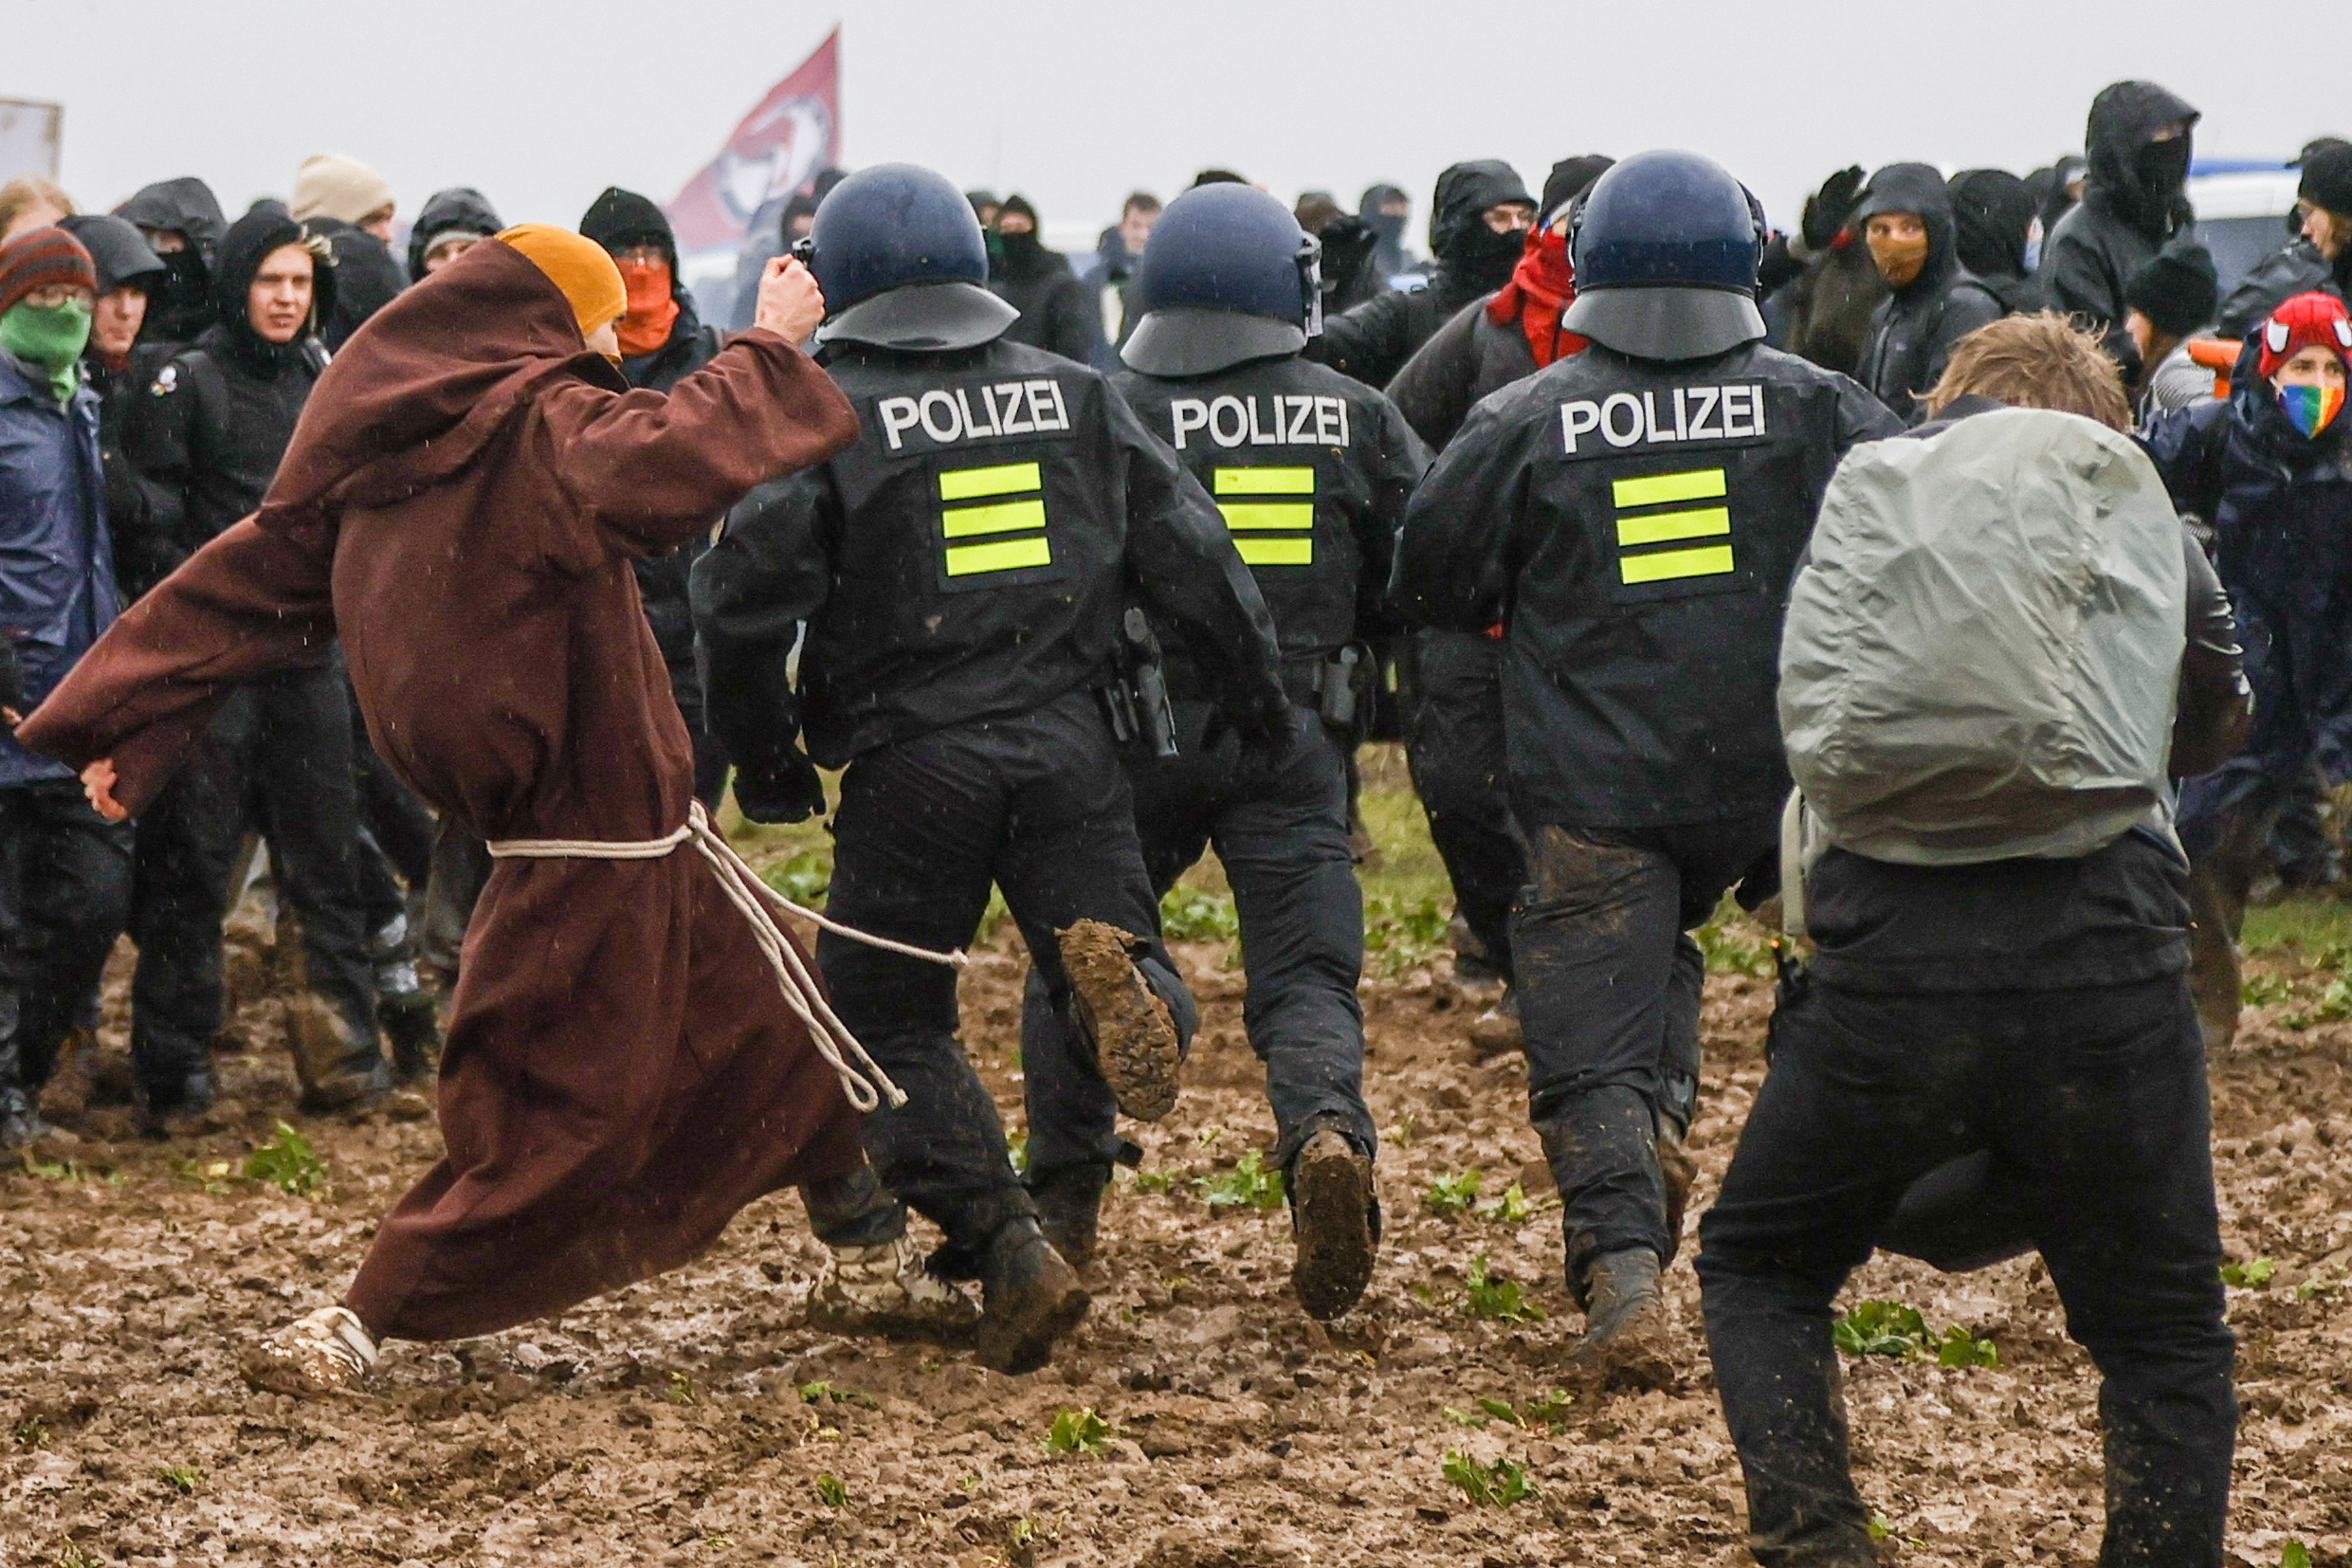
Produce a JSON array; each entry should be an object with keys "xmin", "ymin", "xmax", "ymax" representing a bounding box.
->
[
  {"xmin": 1391, "ymin": 340, "xmax": 1901, "ymax": 829},
  {"xmin": 693, "ymin": 336, "xmax": 1286, "ymax": 772},
  {"xmin": 1113, "ymin": 352, "xmax": 1431, "ymax": 700}
]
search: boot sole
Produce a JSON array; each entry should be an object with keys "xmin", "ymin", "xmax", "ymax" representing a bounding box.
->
[
  {"xmin": 1059, "ymin": 921, "xmax": 1180, "ymax": 1121},
  {"xmin": 975, "ymin": 1260, "xmax": 1091, "ymax": 1376},
  {"xmin": 1290, "ymin": 1139, "xmax": 1376, "ymax": 1321}
]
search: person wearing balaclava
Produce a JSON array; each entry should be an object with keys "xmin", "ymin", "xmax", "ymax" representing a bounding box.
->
[
  {"xmin": 578, "ymin": 186, "xmax": 732, "ymax": 809},
  {"xmin": 1946, "ymin": 168, "xmax": 2042, "ymax": 315},
  {"xmin": 1358, "ymin": 184, "xmax": 1415, "ymax": 280},
  {"xmin": 1851, "ymin": 163, "xmax": 2006, "ymax": 424},
  {"xmin": 290, "ymin": 153, "xmax": 408, "ymax": 352},
  {"xmin": 115, "ymin": 176, "xmax": 227, "ymax": 355},
  {"xmin": 0, "ymin": 227, "xmax": 131, "ymax": 1150},
  {"xmin": 406, "ymin": 187, "xmax": 502, "ymax": 280},
  {"xmin": 1311, "ymin": 160, "xmax": 1535, "ymax": 390},
  {"xmin": 2037, "ymin": 81, "xmax": 2199, "ymax": 377},
  {"xmin": 986, "ymin": 193, "xmax": 1100, "ymax": 364}
]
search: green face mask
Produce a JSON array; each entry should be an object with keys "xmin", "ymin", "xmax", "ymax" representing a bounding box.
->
[{"xmin": 0, "ymin": 299, "xmax": 93, "ymax": 403}]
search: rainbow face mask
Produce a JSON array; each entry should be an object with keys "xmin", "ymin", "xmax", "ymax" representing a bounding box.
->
[{"xmin": 2280, "ymin": 382, "xmax": 2344, "ymax": 439}]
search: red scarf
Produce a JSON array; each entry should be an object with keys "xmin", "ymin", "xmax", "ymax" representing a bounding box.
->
[
  {"xmin": 1485, "ymin": 228, "xmax": 1586, "ymax": 369},
  {"xmin": 615, "ymin": 258, "xmax": 681, "ymax": 358}
]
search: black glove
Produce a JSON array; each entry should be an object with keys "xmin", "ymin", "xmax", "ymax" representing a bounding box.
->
[
  {"xmin": 1800, "ymin": 166, "xmax": 1867, "ymax": 251},
  {"xmin": 1211, "ymin": 691, "xmax": 1304, "ymax": 779},
  {"xmin": 1317, "ymin": 215, "xmax": 1379, "ymax": 295},
  {"xmin": 734, "ymin": 747, "xmax": 828, "ymax": 824}
]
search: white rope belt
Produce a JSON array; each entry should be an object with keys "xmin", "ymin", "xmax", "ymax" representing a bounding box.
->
[{"xmin": 486, "ymin": 801, "xmax": 965, "ymax": 1112}]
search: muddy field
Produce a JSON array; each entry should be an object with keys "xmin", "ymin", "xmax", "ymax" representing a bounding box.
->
[{"xmin": 5, "ymin": 795, "xmax": 2352, "ymax": 1566}]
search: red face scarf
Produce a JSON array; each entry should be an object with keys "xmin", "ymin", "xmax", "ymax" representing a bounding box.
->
[
  {"xmin": 1485, "ymin": 228, "xmax": 1587, "ymax": 369},
  {"xmin": 615, "ymin": 257, "xmax": 680, "ymax": 357}
]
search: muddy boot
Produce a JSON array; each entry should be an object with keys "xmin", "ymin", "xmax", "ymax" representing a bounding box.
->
[
  {"xmin": 1289, "ymin": 1127, "xmax": 1378, "ymax": 1321},
  {"xmin": 1466, "ymin": 986, "xmax": 1522, "ymax": 1062},
  {"xmin": 137, "ymin": 1067, "xmax": 217, "ymax": 1141},
  {"xmin": 244, "ymin": 1304, "xmax": 378, "ymax": 1397},
  {"xmin": 1656, "ymin": 1119, "xmax": 1697, "ymax": 1268},
  {"xmin": 1029, "ymin": 1162, "xmax": 1110, "ymax": 1272},
  {"xmin": 381, "ymin": 994, "xmax": 443, "ymax": 1085},
  {"xmin": 1568, "ymin": 1248, "xmax": 1676, "ymax": 1392},
  {"xmin": 975, "ymin": 1216, "xmax": 1090, "ymax": 1376},
  {"xmin": 285, "ymin": 995, "xmax": 393, "ymax": 1115},
  {"xmin": 1058, "ymin": 920, "xmax": 1180, "ymax": 1122},
  {"xmin": 805, "ymin": 1234, "xmax": 979, "ymax": 1343},
  {"xmin": 0, "ymin": 1086, "xmax": 49, "ymax": 1152}
]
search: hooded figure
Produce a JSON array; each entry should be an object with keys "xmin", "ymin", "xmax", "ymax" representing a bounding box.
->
[
  {"xmin": 2038, "ymin": 82, "xmax": 2199, "ymax": 374},
  {"xmin": 19, "ymin": 231, "xmax": 868, "ymax": 1366},
  {"xmin": 290, "ymin": 154, "xmax": 408, "ymax": 353},
  {"xmin": 115, "ymin": 176, "xmax": 227, "ymax": 352},
  {"xmin": 1358, "ymin": 183, "xmax": 1414, "ymax": 279},
  {"xmin": 56, "ymin": 215, "xmax": 169, "ymax": 586},
  {"xmin": 2216, "ymin": 140, "xmax": 2352, "ymax": 338},
  {"xmin": 405, "ymin": 187, "xmax": 502, "ymax": 280},
  {"xmin": 1946, "ymin": 168, "xmax": 2042, "ymax": 314},
  {"xmin": 1312, "ymin": 160, "xmax": 1535, "ymax": 389},
  {"xmin": 1851, "ymin": 163, "xmax": 2006, "ymax": 423},
  {"xmin": 985, "ymin": 194, "xmax": 1099, "ymax": 363}
]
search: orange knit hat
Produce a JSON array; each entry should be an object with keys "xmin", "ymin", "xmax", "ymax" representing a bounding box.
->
[{"xmin": 496, "ymin": 224, "xmax": 626, "ymax": 339}]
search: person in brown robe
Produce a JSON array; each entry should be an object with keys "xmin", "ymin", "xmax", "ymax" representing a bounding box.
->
[{"xmin": 18, "ymin": 228, "xmax": 963, "ymax": 1391}]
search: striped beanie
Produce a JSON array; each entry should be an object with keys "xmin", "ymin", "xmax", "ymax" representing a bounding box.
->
[{"xmin": 0, "ymin": 226, "xmax": 99, "ymax": 318}]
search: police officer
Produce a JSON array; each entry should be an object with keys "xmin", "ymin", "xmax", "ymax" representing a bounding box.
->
[
  {"xmin": 692, "ymin": 164, "xmax": 1290, "ymax": 1376},
  {"xmin": 1391, "ymin": 151, "xmax": 1901, "ymax": 1384},
  {"xmin": 1015, "ymin": 184, "xmax": 1430, "ymax": 1320}
]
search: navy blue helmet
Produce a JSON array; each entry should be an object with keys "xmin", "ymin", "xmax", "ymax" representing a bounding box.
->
[
  {"xmin": 1561, "ymin": 150, "xmax": 1768, "ymax": 361},
  {"xmin": 801, "ymin": 163, "xmax": 1017, "ymax": 352},
  {"xmin": 1121, "ymin": 183, "xmax": 1322, "ymax": 377}
]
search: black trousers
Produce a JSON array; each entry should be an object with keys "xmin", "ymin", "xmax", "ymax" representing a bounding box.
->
[
  {"xmin": 1402, "ymin": 629, "xmax": 1525, "ymax": 982},
  {"xmin": 1021, "ymin": 702, "xmax": 1375, "ymax": 1181},
  {"xmin": 1697, "ymin": 975, "xmax": 2233, "ymax": 1568},
  {"xmin": 1516, "ymin": 815, "xmax": 1775, "ymax": 1282},
  {"xmin": 128, "ymin": 665, "xmax": 382, "ymax": 1103},
  {"xmin": 818, "ymin": 690, "xmax": 1194, "ymax": 1256},
  {"xmin": 0, "ymin": 780, "xmax": 133, "ymax": 1103}
]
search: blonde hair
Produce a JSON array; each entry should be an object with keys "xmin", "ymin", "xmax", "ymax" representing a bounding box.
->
[
  {"xmin": 1922, "ymin": 311, "xmax": 2133, "ymax": 431},
  {"xmin": 0, "ymin": 175, "xmax": 76, "ymax": 244}
]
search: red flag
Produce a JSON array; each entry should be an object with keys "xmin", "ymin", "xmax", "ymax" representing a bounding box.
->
[{"xmin": 665, "ymin": 28, "xmax": 840, "ymax": 252}]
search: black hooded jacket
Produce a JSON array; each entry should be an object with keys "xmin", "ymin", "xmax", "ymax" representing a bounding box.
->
[
  {"xmin": 116, "ymin": 176, "xmax": 228, "ymax": 352},
  {"xmin": 58, "ymin": 216, "xmax": 171, "ymax": 583},
  {"xmin": 2039, "ymin": 82, "xmax": 2199, "ymax": 371},
  {"xmin": 1852, "ymin": 164, "xmax": 2005, "ymax": 423},
  {"xmin": 1946, "ymin": 168, "xmax": 2043, "ymax": 314},
  {"xmin": 1311, "ymin": 160, "xmax": 1532, "ymax": 391},
  {"xmin": 988, "ymin": 196, "xmax": 1100, "ymax": 365},
  {"xmin": 405, "ymin": 186, "xmax": 502, "ymax": 280},
  {"xmin": 1359, "ymin": 185, "xmax": 1414, "ymax": 280},
  {"xmin": 2215, "ymin": 239, "xmax": 2342, "ymax": 338},
  {"xmin": 120, "ymin": 209, "xmax": 335, "ymax": 596}
]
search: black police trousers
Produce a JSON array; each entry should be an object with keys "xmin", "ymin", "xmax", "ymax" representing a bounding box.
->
[
  {"xmin": 817, "ymin": 690, "xmax": 1195, "ymax": 1258},
  {"xmin": 1697, "ymin": 975, "xmax": 2233, "ymax": 1568},
  {"xmin": 128, "ymin": 665, "xmax": 383, "ymax": 1106},
  {"xmin": 1402, "ymin": 629, "xmax": 1524, "ymax": 982},
  {"xmin": 1517, "ymin": 814, "xmax": 1774, "ymax": 1283},
  {"xmin": 1021, "ymin": 701, "xmax": 1376, "ymax": 1183},
  {"xmin": 0, "ymin": 780, "xmax": 132, "ymax": 1107}
]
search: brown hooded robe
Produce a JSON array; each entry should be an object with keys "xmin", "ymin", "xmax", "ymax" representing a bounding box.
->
[{"xmin": 19, "ymin": 239, "xmax": 865, "ymax": 1340}]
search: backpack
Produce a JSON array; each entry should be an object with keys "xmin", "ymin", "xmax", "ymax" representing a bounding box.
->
[{"xmin": 1778, "ymin": 405, "xmax": 2186, "ymax": 887}]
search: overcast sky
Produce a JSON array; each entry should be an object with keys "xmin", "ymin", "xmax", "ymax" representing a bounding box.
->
[{"xmin": 9, "ymin": 0, "xmax": 2336, "ymax": 246}]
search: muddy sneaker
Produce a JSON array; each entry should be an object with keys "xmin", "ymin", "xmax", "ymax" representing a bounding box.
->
[
  {"xmin": 1030, "ymin": 1162, "xmax": 1110, "ymax": 1272},
  {"xmin": 1568, "ymin": 1248, "xmax": 1675, "ymax": 1392},
  {"xmin": 1656, "ymin": 1121, "xmax": 1697, "ymax": 1267},
  {"xmin": 1058, "ymin": 920, "xmax": 1180, "ymax": 1121},
  {"xmin": 806, "ymin": 1234, "xmax": 979, "ymax": 1343},
  {"xmin": 975, "ymin": 1217, "xmax": 1090, "ymax": 1376},
  {"xmin": 244, "ymin": 1305, "xmax": 378, "ymax": 1396},
  {"xmin": 1289, "ymin": 1129, "xmax": 1377, "ymax": 1321}
]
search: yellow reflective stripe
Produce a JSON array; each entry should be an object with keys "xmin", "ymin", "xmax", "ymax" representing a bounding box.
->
[
  {"xmin": 940, "ymin": 498, "xmax": 1047, "ymax": 538},
  {"xmin": 1619, "ymin": 543, "xmax": 1735, "ymax": 585},
  {"xmin": 1218, "ymin": 501, "xmax": 1315, "ymax": 532},
  {"xmin": 944, "ymin": 536, "xmax": 1054, "ymax": 576},
  {"xmin": 1612, "ymin": 468, "xmax": 1726, "ymax": 509},
  {"xmin": 1214, "ymin": 466, "xmax": 1315, "ymax": 496},
  {"xmin": 1235, "ymin": 537, "xmax": 1314, "ymax": 566},
  {"xmin": 939, "ymin": 462, "xmax": 1042, "ymax": 501},
  {"xmin": 1615, "ymin": 506, "xmax": 1731, "ymax": 548}
]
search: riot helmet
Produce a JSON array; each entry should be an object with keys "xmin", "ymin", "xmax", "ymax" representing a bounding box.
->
[
  {"xmin": 1121, "ymin": 183, "xmax": 1322, "ymax": 377},
  {"xmin": 1560, "ymin": 150, "xmax": 1768, "ymax": 361},
  {"xmin": 800, "ymin": 163, "xmax": 1018, "ymax": 352}
]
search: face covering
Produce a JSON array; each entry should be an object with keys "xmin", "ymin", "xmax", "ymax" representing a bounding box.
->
[
  {"xmin": 614, "ymin": 257, "xmax": 679, "ymax": 357},
  {"xmin": 1486, "ymin": 228, "xmax": 1585, "ymax": 369},
  {"xmin": 1868, "ymin": 228, "xmax": 1930, "ymax": 288},
  {"xmin": 2136, "ymin": 138, "xmax": 2193, "ymax": 204},
  {"xmin": 2280, "ymin": 381, "xmax": 2345, "ymax": 439},
  {"xmin": 153, "ymin": 248, "xmax": 207, "ymax": 320},
  {"xmin": 1450, "ymin": 220, "xmax": 1526, "ymax": 294},
  {"xmin": 1, "ymin": 300, "xmax": 93, "ymax": 403}
]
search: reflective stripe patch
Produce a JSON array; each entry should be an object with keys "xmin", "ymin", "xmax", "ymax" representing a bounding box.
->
[
  {"xmin": 1218, "ymin": 501, "xmax": 1316, "ymax": 531},
  {"xmin": 939, "ymin": 461, "xmax": 1042, "ymax": 501},
  {"xmin": 940, "ymin": 498, "xmax": 1048, "ymax": 538},
  {"xmin": 1612, "ymin": 468, "xmax": 1726, "ymax": 509},
  {"xmin": 1215, "ymin": 465, "xmax": 1314, "ymax": 496},
  {"xmin": 1618, "ymin": 543, "xmax": 1735, "ymax": 585},
  {"xmin": 945, "ymin": 536, "xmax": 1054, "ymax": 576},
  {"xmin": 1615, "ymin": 506, "xmax": 1731, "ymax": 548},
  {"xmin": 1235, "ymin": 537, "xmax": 1315, "ymax": 566}
]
